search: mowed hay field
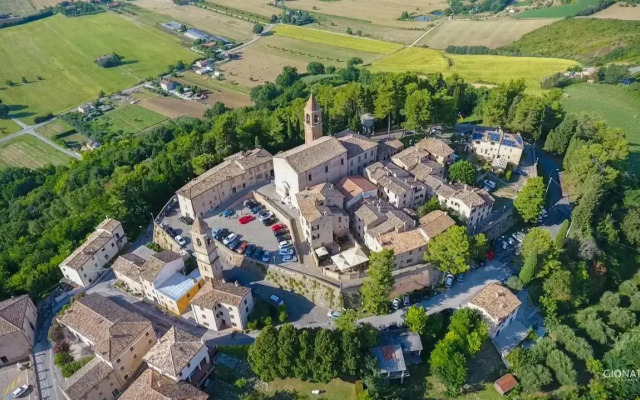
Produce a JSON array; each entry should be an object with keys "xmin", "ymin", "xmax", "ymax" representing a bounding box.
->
[
  {"xmin": 0, "ymin": 134, "xmax": 71, "ymax": 169},
  {"xmin": 371, "ymin": 47, "xmax": 578, "ymax": 92},
  {"xmin": 0, "ymin": 0, "xmax": 36, "ymax": 16},
  {"xmin": 93, "ymin": 105, "xmax": 168, "ymax": 134},
  {"xmin": 134, "ymin": 0, "xmax": 255, "ymax": 41},
  {"xmin": 308, "ymin": 17, "xmax": 429, "ymax": 45},
  {"xmin": 561, "ymin": 83, "xmax": 640, "ymax": 175},
  {"xmin": 418, "ymin": 19, "xmax": 557, "ymax": 49},
  {"xmin": 589, "ymin": 3, "xmax": 640, "ymax": 20},
  {"xmin": 0, "ymin": 119, "xmax": 22, "ymax": 138},
  {"xmin": 272, "ymin": 25, "xmax": 404, "ymax": 54},
  {"xmin": 139, "ymin": 96, "xmax": 208, "ymax": 119},
  {"xmin": 0, "ymin": 13, "xmax": 196, "ymax": 124}
]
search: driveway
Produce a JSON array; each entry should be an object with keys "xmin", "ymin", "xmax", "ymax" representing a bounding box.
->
[{"xmin": 0, "ymin": 364, "xmax": 34, "ymax": 400}]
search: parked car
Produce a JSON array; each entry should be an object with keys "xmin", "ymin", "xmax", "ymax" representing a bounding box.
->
[
  {"xmin": 166, "ymin": 226, "xmax": 177, "ymax": 237},
  {"xmin": 327, "ymin": 310, "xmax": 341, "ymax": 320},
  {"xmin": 243, "ymin": 199, "xmax": 257, "ymax": 208},
  {"xmin": 278, "ymin": 239, "xmax": 293, "ymax": 249},
  {"xmin": 175, "ymin": 235, "xmax": 187, "ymax": 247},
  {"xmin": 236, "ymin": 241, "xmax": 248, "ymax": 254},
  {"xmin": 212, "ymin": 227, "xmax": 222, "ymax": 237},
  {"xmin": 507, "ymin": 237, "xmax": 515, "ymax": 246},
  {"xmin": 253, "ymin": 247, "xmax": 263, "ymax": 260},
  {"xmin": 238, "ymin": 215, "xmax": 255, "ymax": 224},
  {"xmin": 403, "ymin": 295, "xmax": 410, "ymax": 307},
  {"xmin": 271, "ymin": 224, "xmax": 287, "ymax": 232},
  {"xmin": 223, "ymin": 233, "xmax": 237, "ymax": 245},
  {"xmin": 262, "ymin": 250, "xmax": 271, "ymax": 263},
  {"xmin": 228, "ymin": 239, "xmax": 241, "ymax": 251},
  {"xmin": 10, "ymin": 385, "xmax": 29, "ymax": 398},
  {"xmin": 484, "ymin": 179, "xmax": 497, "ymax": 189},
  {"xmin": 262, "ymin": 217, "xmax": 276, "ymax": 226},
  {"xmin": 457, "ymin": 274, "xmax": 464, "ymax": 282},
  {"xmin": 179, "ymin": 216, "xmax": 193, "ymax": 225},
  {"xmin": 245, "ymin": 244, "xmax": 256, "ymax": 257},
  {"xmin": 282, "ymin": 254, "xmax": 297, "ymax": 263},
  {"xmin": 214, "ymin": 228, "xmax": 229, "ymax": 241},
  {"xmin": 541, "ymin": 208, "xmax": 548, "ymax": 218},
  {"xmin": 392, "ymin": 298, "xmax": 402, "ymax": 310},
  {"xmin": 445, "ymin": 273, "xmax": 454, "ymax": 288},
  {"xmin": 274, "ymin": 229, "xmax": 288, "ymax": 237},
  {"xmin": 269, "ymin": 294, "xmax": 284, "ymax": 306},
  {"xmin": 258, "ymin": 211, "xmax": 274, "ymax": 222},
  {"xmin": 222, "ymin": 209, "xmax": 235, "ymax": 218},
  {"xmin": 250, "ymin": 204, "xmax": 262, "ymax": 213},
  {"xmin": 278, "ymin": 248, "xmax": 295, "ymax": 256}
]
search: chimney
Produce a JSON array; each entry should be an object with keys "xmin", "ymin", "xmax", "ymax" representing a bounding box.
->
[
  {"xmin": 464, "ymin": 184, "xmax": 468, "ymax": 191},
  {"xmin": 234, "ymin": 281, "xmax": 239, "ymax": 287},
  {"xmin": 221, "ymin": 278, "xmax": 226, "ymax": 283}
]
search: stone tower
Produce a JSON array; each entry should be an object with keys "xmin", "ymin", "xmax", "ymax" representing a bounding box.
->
[
  {"xmin": 191, "ymin": 216, "xmax": 223, "ymax": 280},
  {"xmin": 304, "ymin": 93, "xmax": 323, "ymax": 144}
]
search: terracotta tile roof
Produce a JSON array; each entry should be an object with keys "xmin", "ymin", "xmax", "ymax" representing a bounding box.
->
[
  {"xmin": 57, "ymin": 294, "xmax": 152, "ymax": 362},
  {"xmin": 191, "ymin": 279, "xmax": 251, "ymax": 309},
  {"xmin": 144, "ymin": 327, "xmax": 204, "ymax": 378},
  {"xmin": 380, "ymin": 139, "xmax": 404, "ymax": 150},
  {"xmin": 335, "ymin": 176, "xmax": 378, "ymax": 202},
  {"xmin": 60, "ymin": 357, "xmax": 114, "ymax": 400},
  {"xmin": 295, "ymin": 183, "xmax": 344, "ymax": 222},
  {"xmin": 336, "ymin": 132, "xmax": 378, "ymax": 159},
  {"xmin": 450, "ymin": 186, "xmax": 495, "ymax": 209},
  {"xmin": 416, "ymin": 138, "xmax": 454, "ymax": 159},
  {"xmin": 0, "ymin": 295, "xmax": 31, "ymax": 337},
  {"xmin": 469, "ymin": 284, "xmax": 521, "ymax": 322},
  {"xmin": 96, "ymin": 218, "xmax": 122, "ymax": 234},
  {"xmin": 420, "ymin": 175, "xmax": 446, "ymax": 192},
  {"xmin": 177, "ymin": 149, "xmax": 272, "ymax": 200},
  {"xmin": 274, "ymin": 136, "xmax": 346, "ymax": 174},
  {"xmin": 494, "ymin": 373, "xmax": 518, "ymax": 395},
  {"xmin": 112, "ymin": 253, "xmax": 147, "ymax": 282},
  {"xmin": 392, "ymin": 146, "xmax": 430, "ymax": 170},
  {"xmin": 419, "ymin": 210, "xmax": 455, "ymax": 240},
  {"xmin": 61, "ymin": 231, "xmax": 113, "ymax": 270},
  {"xmin": 377, "ymin": 229, "xmax": 427, "ymax": 255},
  {"xmin": 139, "ymin": 251, "xmax": 183, "ymax": 282},
  {"xmin": 435, "ymin": 183, "xmax": 456, "ymax": 199},
  {"xmin": 120, "ymin": 369, "xmax": 208, "ymax": 400}
]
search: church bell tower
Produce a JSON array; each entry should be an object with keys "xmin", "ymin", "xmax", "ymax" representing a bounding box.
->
[
  {"xmin": 304, "ymin": 93, "xmax": 323, "ymax": 144},
  {"xmin": 191, "ymin": 216, "xmax": 223, "ymax": 280}
]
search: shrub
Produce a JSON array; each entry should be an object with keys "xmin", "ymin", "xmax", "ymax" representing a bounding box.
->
[
  {"xmin": 53, "ymin": 340, "xmax": 70, "ymax": 354},
  {"xmin": 54, "ymin": 352, "xmax": 72, "ymax": 366},
  {"xmin": 234, "ymin": 377, "xmax": 248, "ymax": 389},
  {"xmin": 546, "ymin": 349, "xmax": 577, "ymax": 386},
  {"xmin": 551, "ymin": 324, "xmax": 593, "ymax": 360},
  {"xmin": 263, "ymin": 316, "xmax": 273, "ymax": 326},
  {"xmin": 50, "ymin": 323, "xmax": 65, "ymax": 342},
  {"xmin": 278, "ymin": 305, "xmax": 288, "ymax": 323}
]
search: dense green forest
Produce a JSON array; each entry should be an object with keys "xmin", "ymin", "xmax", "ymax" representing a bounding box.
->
[{"xmin": 499, "ymin": 18, "xmax": 640, "ymax": 65}]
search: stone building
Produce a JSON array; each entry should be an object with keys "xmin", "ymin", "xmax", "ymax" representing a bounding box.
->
[
  {"xmin": 0, "ymin": 295, "xmax": 37, "ymax": 366},
  {"xmin": 191, "ymin": 279, "xmax": 254, "ymax": 331},
  {"xmin": 294, "ymin": 183, "xmax": 349, "ymax": 249}
]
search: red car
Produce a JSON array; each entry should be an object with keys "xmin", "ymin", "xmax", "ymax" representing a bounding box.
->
[
  {"xmin": 239, "ymin": 215, "xmax": 255, "ymax": 224},
  {"xmin": 271, "ymin": 223, "xmax": 287, "ymax": 232}
]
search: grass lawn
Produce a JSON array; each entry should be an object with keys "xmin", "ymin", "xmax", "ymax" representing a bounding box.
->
[
  {"xmin": 371, "ymin": 47, "xmax": 578, "ymax": 93},
  {"xmin": 0, "ymin": 13, "xmax": 196, "ymax": 124},
  {"xmin": 516, "ymin": 0, "xmax": 601, "ymax": 18},
  {"xmin": 265, "ymin": 377, "xmax": 356, "ymax": 400},
  {"xmin": 273, "ymin": 25, "xmax": 404, "ymax": 54},
  {"xmin": 0, "ymin": 134, "xmax": 72, "ymax": 169},
  {"xmin": 561, "ymin": 83, "xmax": 640, "ymax": 175},
  {"xmin": 35, "ymin": 119, "xmax": 74, "ymax": 139},
  {"xmin": 92, "ymin": 104, "xmax": 168, "ymax": 135},
  {"xmin": 0, "ymin": 119, "xmax": 22, "ymax": 138}
]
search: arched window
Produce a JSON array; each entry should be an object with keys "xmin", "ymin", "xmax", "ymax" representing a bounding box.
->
[
  {"xmin": 196, "ymin": 238, "xmax": 202, "ymax": 247},
  {"xmin": 313, "ymin": 114, "xmax": 319, "ymax": 124},
  {"xmin": 305, "ymin": 114, "xmax": 310, "ymax": 124}
]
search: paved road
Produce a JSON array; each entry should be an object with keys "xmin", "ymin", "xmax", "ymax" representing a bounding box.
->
[
  {"xmin": 0, "ymin": 118, "xmax": 82, "ymax": 160},
  {"xmin": 33, "ymin": 296, "xmax": 67, "ymax": 400}
]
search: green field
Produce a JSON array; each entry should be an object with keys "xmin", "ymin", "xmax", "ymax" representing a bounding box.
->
[
  {"xmin": 562, "ymin": 83, "xmax": 640, "ymax": 175},
  {"xmin": 273, "ymin": 24, "xmax": 404, "ymax": 54},
  {"xmin": 0, "ymin": 119, "xmax": 22, "ymax": 138},
  {"xmin": 371, "ymin": 47, "xmax": 577, "ymax": 93},
  {"xmin": 0, "ymin": 13, "xmax": 196, "ymax": 124},
  {"xmin": 0, "ymin": 134, "xmax": 72, "ymax": 169},
  {"xmin": 35, "ymin": 119, "xmax": 74, "ymax": 139},
  {"xmin": 500, "ymin": 18, "xmax": 640, "ymax": 64},
  {"xmin": 516, "ymin": 0, "xmax": 601, "ymax": 18},
  {"xmin": 92, "ymin": 105, "xmax": 168, "ymax": 135},
  {"xmin": 0, "ymin": 0, "xmax": 36, "ymax": 16},
  {"xmin": 265, "ymin": 377, "xmax": 356, "ymax": 400}
]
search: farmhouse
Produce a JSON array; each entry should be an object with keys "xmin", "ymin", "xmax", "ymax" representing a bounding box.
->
[
  {"xmin": 468, "ymin": 127, "xmax": 524, "ymax": 166},
  {"xmin": 467, "ymin": 283, "xmax": 521, "ymax": 338},
  {"xmin": 274, "ymin": 95, "xmax": 348, "ymax": 198},
  {"xmin": 57, "ymin": 294, "xmax": 157, "ymax": 400},
  {"xmin": 294, "ymin": 183, "xmax": 349, "ymax": 249},
  {"xmin": 120, "ymin": 369, "xmax": 208, "ymax": 400},
  {"xmin": 78, "ymin": 103, "xmax": 94, "ymax": 114},
  {"xmin": 143, "ymin": 327, "xmax": 214, "ymax": 386},
  {"xmin": 59, "ymin": 218, "xmax": 127, "ymax": 287},
  {"xmin": 160, "ymin": 79, "xmax": 179, "ymax": 91},
  {"xmin": 0, "ymin": 295, "xmax": 38, "ymax": 366},
  {"xmin": 177, "ymin": 148, "xmax": 273, "ymax": 219},
  {"xmin": 191, "ymin": 279, "xmax": 254, "ymax": 331},
  {"xmin": 436, "ymin": 184, "xmax": 494, "ymax": 227}
]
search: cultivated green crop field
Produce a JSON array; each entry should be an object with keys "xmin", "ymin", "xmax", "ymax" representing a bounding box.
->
[
  {"xmin": 273, "ymin": 25, "xmax": 404, "ymax": 54},
  {"xmin": 562, "ymin": 83, "xmax": 640, "ymax": 175},
  {"xmin": 92, "ymin": 105, "xmax": 168, "ymax": 135},
  {"xmin": 516, "ymin": 0, "xmax": 601, "ymax": 18},
  {"xmin": 0, "ymin": 13, "xmax": 196, "ymax": 124},
  {"xmin": 0, "ymin": 134, "xmax": 72, "ymax": 169}
]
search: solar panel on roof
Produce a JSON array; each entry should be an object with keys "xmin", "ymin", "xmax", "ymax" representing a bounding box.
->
[
  {"xmin": 503, "ymin": 139, "xmax": 516, "ymax": 147},
  {"xmin": 472, "ymin": 133, "xmax": 484, "ymax": 140},
  {"xmin": 489, "ymin": 133, "xmax": 501, "ymax": 142},
  {"xmin": 515, "ymin": 136, "xmax": 523, "ymax": 145}
]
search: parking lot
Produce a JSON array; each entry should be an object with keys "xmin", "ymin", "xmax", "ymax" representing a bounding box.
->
[
  {"xmin": 160, "ymin": 195, "xmax": 299, "ymax": 265},
  {"xmin": 0, "ymin": 364, "xmax": 33, "ymax": 400}
]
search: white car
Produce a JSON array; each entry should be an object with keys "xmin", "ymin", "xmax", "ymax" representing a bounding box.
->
[
  {"xmin": 392, "ymin": 298, "xmax": 402, "ymax": 310},
  {"xmin": 445, "ymin": 273, "xmax": 454, "ymax": 288},
  {"xmin": 327, "ymin": 310, "xmax": 341, "ymax": 319},
  {"xmin": 174, "ymin": 235, "xmax": 187, "ymax": 246},
  {"xmin": 223, "ymin": 233, "xmax": 237, "ymax": 245},
  {"xmin": 278, "ymin": 239, "xmax": 293, "ymax": 248},
  {"xmin": 282, "ymin": 255, "xmax": 297, "ymax": 263},
  {"xmin": 10, "ymin": 385, "xmax": 29, "ymax": 398},
  {"xmin": 484, "ymin": 179, "xmax": 497, "ymax": 189},
  {"xmin": 258, "ymin": 211, "xmax": 274, "ymax": 222}
]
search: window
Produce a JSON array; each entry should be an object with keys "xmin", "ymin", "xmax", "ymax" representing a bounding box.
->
[
  {"xmin": 232, "ymin": 322, "xmax": 237, "ymax": 327},
  {"xmin": 104, "ymin": 255, "xmax": 108, "ymax": 260},
  {"xmin": 202, "ymin": 314, "xmax": 207, "ymax": 319},
  {"xmin": 112, "ymin": 389, "xmax": 120, "ymax": 397},
  {"xmin": 124, "ymin": 374, "xmax": 129, "ymax": 380},
  {"xmin": 133, "ymin": 354, "xmax": 137, "ymax": 359},
  {"xmin": 325, "ymin": 166, "xmax": 328, "ymax": 173},
  {"xmin": 130, "ymin": 346, "xmax": 134, "ymax": 352},
  {"xmin": 308, "ymin": 173, "xmax": 312, "ymax": 181},
  {"xmin": 120, "ymin": 366, "xmax": 124, "ymax": 371},
  {"xmin": 116, "ymin": 358, "xmax": 121, "ymax": 363},
  {"xmin": 111, "ymin": 243, "xmax": 114, "ymax": 248},
  {"xmin": 341, "ymin": 158, "xmax": 344, "ymax": 165},
  {"xmin": 187, "ymin": 362, "xmax": 191, "ymax": 368},
  {"xmin": 148, "ymin": 339, "xmax": 153, "ymax": 344},
  {"xmin": 246, "ymin": 307, "xmax": 249, "ymax": 313},
  {"xmin": 203, "ymin": 321, "xmax": 209, "ymax": 326},
  {"xmin": 102, "ymin": 248, "xmax": 105, "ymax": 252},
  {"xmin": 145, "ymin": 331, "xmax": 149, "ymax": 337},
  {"xmin": 244, "ymin": 299, "xmax": 247, "ymax": 305}
]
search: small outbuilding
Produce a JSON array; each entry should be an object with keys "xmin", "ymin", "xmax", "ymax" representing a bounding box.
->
[{"xmin": 494, "ymin": 373, "xmax": 517, "ymax": 395}]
